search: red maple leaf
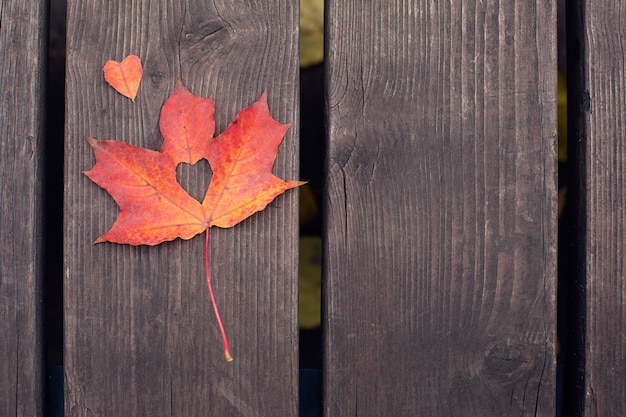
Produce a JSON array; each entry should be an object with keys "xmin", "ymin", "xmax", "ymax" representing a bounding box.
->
[{"xmin": 85, "ymin": 79, "xmax": 305, "ymax": 361}]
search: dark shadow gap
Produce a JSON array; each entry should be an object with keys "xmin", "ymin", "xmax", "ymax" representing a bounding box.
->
[
  {"xmin": 557, "ymin": 0, "xmax": 587, "ymax": 415},
  {"xmin": 298, "ymin": 62, "xmax": 325, "ymax": 417},
  {"xmin": 43, "ymin": 0, "xmax": 67, "ymax": 416}
]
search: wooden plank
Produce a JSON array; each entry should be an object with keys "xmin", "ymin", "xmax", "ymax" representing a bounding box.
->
[
  {"xmin": 64, "ymin": 1, "xmax": 300, "ymax": 415},
  {"xmin": 323, "ymin": 1, "xmax": 557, "ymax": 415},
  {"xmin": 0, "ymin": 0, "xmax": 47, "ymax": 416},
  {"xmin": 568, "ymin": 1, "xmax": 626, "ymax": 415}
]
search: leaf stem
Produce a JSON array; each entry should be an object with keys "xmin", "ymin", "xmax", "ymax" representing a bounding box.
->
[{"xmin": 204, "ymin": 227, "xmax": 233, "ymax": 362}]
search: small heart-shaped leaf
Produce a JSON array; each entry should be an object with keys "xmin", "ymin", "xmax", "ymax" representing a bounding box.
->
[{"xmin": 103, "ymin": 54, "xmax": 143, "ymax": 101}]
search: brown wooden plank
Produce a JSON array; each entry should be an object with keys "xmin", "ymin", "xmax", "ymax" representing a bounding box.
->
[
  {"xmin": 568, "ymin": 1, "xmax": 626, "ymax": 415},
  {"xmin": 0, "ymin": 0, "xmax": 47, "ymax": 415},
  {"xmin": 64, "ymin": 1, "xmax": 300, "ymax": 415},
  {"xmin": 323, "ymin": 1, "xmax": 557, "ymax": 415}
]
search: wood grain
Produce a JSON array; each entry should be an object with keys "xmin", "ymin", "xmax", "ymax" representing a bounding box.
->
[
  {"xmin": 323, "ymin": 1, "xmax": 557, "ymax": 415},
  {"xmin": 0, "ymin": 0, "xmax": 47, "ymax": 415},
  {"xmin": 64, "ymin": 1, "xmax": 299, "ymax": 415},
  {"xmin": 571, "ymin": 2, "xmax": 626, "ymax": 415}
]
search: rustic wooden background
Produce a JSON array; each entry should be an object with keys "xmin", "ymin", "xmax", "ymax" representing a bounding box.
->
[
  {"xmin": 0, "ymin": 0, "xmax": 47, "ymax": 416},
  {"xmin": 63, "ymin": 0, "xmax": 300, "ymax": 415},
  {"xmin": 1, "ymin": 0, "xmax": 626, "ymax": 416},
  {"xmin": 323, "ymin": 1, "xmax": 557, "ymax": 415},
  {"xmin": 567, "ymin": 1, "xmax": 626, "ymax": 416}
]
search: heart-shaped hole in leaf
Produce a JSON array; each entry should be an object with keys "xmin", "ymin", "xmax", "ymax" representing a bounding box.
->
[{"xmin": 176, "ymin": 159, "xmax": 213, "ymax": 203}]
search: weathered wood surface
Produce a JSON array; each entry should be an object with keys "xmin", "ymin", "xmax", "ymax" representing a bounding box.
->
[
  {"xmin": 64, "ymin": 1, "xmax": 300, "ymax": 415},
  {"xmin": 323, "ymin": 1, "xmax": 557, "ymax": 415},
  {"xmin": 0, "ymin": 0, "xmax": 47, "ymax": 415},
  {"xmin": 569, "ymin": 1, "xmax": 626, "ymax": 415}
]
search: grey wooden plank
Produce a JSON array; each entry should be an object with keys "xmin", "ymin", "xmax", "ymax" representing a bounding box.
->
[
  {"xmin": 0, "ymin": 0, "xmax": 48, "ymax": 416},
  {"xmin": 323, "ymin": 1, "xmax": 557, "ymax": 415},
  {"xmin": 64, "ymin": 1, "xmax": 300, "ymax": 415},
  {"xmin": 568, "ymin": 1, "xmax": 626, "ymax": 415}
]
